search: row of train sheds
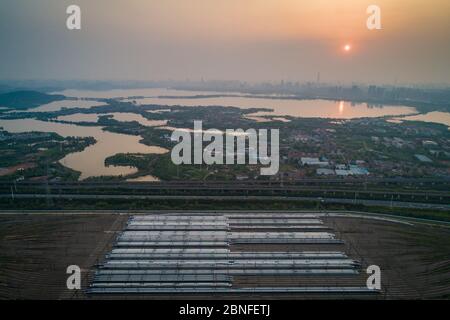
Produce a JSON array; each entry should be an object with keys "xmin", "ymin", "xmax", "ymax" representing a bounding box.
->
[{"xmin": 88, "ymin": 213, "xmax": 380, "ymax": 298}]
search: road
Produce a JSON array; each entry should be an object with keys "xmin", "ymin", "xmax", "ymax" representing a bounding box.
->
[{"xmin": 2, "ymin": 193, "xmax": 449, "ymax": 210}]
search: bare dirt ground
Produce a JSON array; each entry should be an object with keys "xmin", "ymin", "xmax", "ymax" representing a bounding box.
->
[
  {"xmin": 0, "ymin": 213, "xmax": 449, "ymax": 299},
  {"xmin": 326, "ymin": 216, "xmax": 450, "ymax": 299},
  {"xmin": 0, "ymin": 214, "xmax": 127, "ymax": 299}
]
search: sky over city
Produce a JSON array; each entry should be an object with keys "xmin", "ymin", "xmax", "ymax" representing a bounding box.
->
[{"xmin": 1, "ymin": 0, "xmax": 449, "ymax": 84}]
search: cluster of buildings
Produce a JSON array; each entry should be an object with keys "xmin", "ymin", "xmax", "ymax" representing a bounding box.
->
[
  {"xmin": 298, "ymin": 156, "xmax": 369, "ymax": 177},
  {"xmin": 371, "ymin": 136, "xmax": 415, "ymax": 149}
]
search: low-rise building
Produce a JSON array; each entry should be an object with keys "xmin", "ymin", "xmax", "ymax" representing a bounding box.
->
[
  {"xmin": 335, "ymin": 169, "xmax": 351, "ymax": 176},
  {"xmin": 423, "ymin": 140, "xmax": 438, "ymax": 148},
  {"xmin": 300, "ymin": 157, "xmax": 329, "ymax": 167},
  {"xmin": 316, "ymin": 168, "xmax": 335, "ymax": 175},
  {"xmin": 415, "ymin": 154, "xmax": 433, "ymax": 163},
  {"xmin": 349, "ymin": 165, "xmax": 370, "ymax": 175}
]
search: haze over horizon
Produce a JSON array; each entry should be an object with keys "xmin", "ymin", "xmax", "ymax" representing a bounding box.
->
[{"xmin": 1, "ymin": 0, "xmax": 449, "ymax": 85}]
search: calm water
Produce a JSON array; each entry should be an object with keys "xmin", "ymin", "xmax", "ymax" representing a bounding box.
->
[
  {"xmin": 392, "ymin": 112, "xmax": 450, "ymax": 129},
  {"xmin": 53, "ymin": 88, "xmax": 417, "ymax": 119},
  {"xmin": 132, "ymin": 98, "xmax": 415, "ymax": 119},
  {"xmin": 0, "ymin": 119, "xmax": 168, "ymax": 180},
  {"xmin": 1, "ymin": 88, "xmax": 440, "ymax": 181},
  {"xmin": 127, "ymin": 174, "xmax": 160, "ymax": 182},
  {"xmin": 22, "ymin": 100, "xmax": 106, "ymax": 113},
  {"xmin": 56, "ymin": 113, "xmax": 99, "ymax": 123},
  {"xmin": 53, "ymin": 88, "xmax": 226, "ymax": 99}
]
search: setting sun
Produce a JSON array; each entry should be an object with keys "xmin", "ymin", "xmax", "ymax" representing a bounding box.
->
[{"xmin": 344, "ymin": 44, "xmax": 351, "ymax": 52}]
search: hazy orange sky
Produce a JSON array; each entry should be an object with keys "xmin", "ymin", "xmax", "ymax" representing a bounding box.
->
[{"xmin": 1, "ymin": 0, "xmax": 449, "ymax": 84}]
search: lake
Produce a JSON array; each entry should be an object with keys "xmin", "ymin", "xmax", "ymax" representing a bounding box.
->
[
  {"xmin": 53, "ymin": 88, "xmax": 227, "ymax": 99},
  {"xmin": 1, "ymin": 88, "xmax": 446, "ymax": 181},
  {"xmin": 0, "ymin": 119, "xmax": 168, "ymax": 180},
  {"xmin": 126, "ymin": 174, "xmax": 160, "ymax": 182},
  {"xmin": 392, "ymin": 112, "xmax": 450, "ymax": 129},
  {"xmin": 54, "ymin": 88, "xmax": 417, "ymax": 119},
  {"xmin": 19, "ymin": 100, "xmax": 107, "ymax": 113},
  {"xmin": 135, "ymin": 98, "xmax": 416, "ymax": 119}
]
